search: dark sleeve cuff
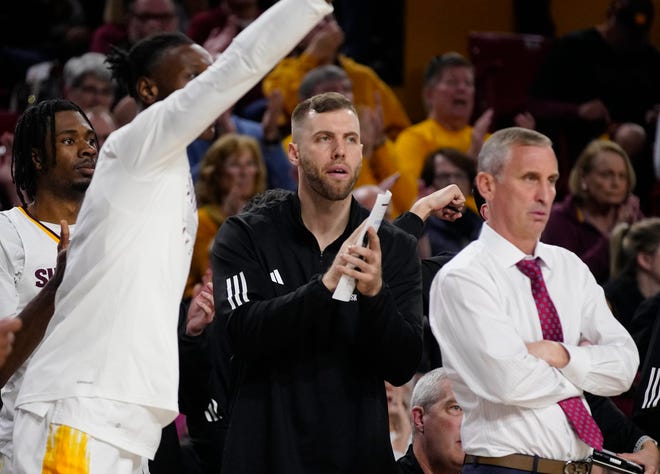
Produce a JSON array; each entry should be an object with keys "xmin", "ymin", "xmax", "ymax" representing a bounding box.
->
[{"xmin": 393, "ymin": 212, "xmax": 424, "ymax": 240}]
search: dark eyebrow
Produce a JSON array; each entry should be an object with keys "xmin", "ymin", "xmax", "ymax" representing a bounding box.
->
[
  {"xmin": 312, "ymin": 130, "xmax": 333, "ymax": 137},
  {"xmin": 56, "ymin": 129, "xmax": 80, "ymax": 136},
  {"xmin": 56, "ymin": 127, "xmax": 95, "ymax": 137}
]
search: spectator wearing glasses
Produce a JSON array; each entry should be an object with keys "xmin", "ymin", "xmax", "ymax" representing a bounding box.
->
[
  {"xmin": 127, "ymin": 0, "xmax": 179, "ymax": 42},
  {"xmin": 417, "ymin": 147, "xmax": 482, "ymax": 258},
  {"xmin": 396, "ymin": 368, "xmax": 464, "ymax": 474},
  {"xmin": 62, "ymin": 52, "xmax": 115, "ymax": 112},
  {"xmin": 92, "ymin": 0, "xmax": 182, "ymax": 126},
  {"xmin": 91, "ymin": 0, "xmax": 180, "ymax": 57}
]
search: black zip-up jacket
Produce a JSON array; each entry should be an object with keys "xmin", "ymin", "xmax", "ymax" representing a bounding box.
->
[{"xmin": 211, "ymin": 191, "xmax": 422, "ymax": 474}]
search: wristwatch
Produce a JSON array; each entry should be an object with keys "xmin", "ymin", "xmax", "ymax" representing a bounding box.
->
[{"xmin": 634, "ymin": 435, "xmax": 658, "ymax": 452}]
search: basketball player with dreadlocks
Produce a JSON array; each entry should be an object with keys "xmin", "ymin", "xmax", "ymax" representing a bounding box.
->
[
  {"xmin": 11, "ymin": 0, "xmax": 333, "ymax": 471},
  {"xmin": 0, "ymin": 98, "xmax": 97, "ymax": 471}
]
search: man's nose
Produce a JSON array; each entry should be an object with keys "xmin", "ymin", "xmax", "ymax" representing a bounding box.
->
[
  {"xmin": 537, "ymin": 182, "xmax": 555, "ymax": 203},
  {"xmin": 332, "ymin": 140, "xmax": 347, "ymax": 159}
]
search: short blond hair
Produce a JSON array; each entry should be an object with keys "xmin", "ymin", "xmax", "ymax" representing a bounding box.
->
[
  {"xmin": 195, "ymin": 133, "xmax": 266, "ymax": 206},
  {"xmin": 568, "ymin": 139, "xmax": 636, "ymax": 203}
]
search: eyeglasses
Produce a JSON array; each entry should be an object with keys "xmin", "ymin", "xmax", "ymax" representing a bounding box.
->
[
  {"xmin": 132, "ymin": 11, "xmax": 176, "ymax": 22},
  {"xmin": 78, "ymin": 85, "xmax": 113, "ymax": 97}
]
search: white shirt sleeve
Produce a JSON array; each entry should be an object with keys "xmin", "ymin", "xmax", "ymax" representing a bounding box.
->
[
  {"xmin": 558, "ymin": 264, "xmax": 639, "ymax": 395},
  {"xmin": 432, "ymin": 265, "xmax": 581, "ymax": 410}
]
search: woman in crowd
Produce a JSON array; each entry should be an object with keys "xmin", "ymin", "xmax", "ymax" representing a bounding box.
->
[
  {"xmin": 185, "ymin": 133, "xmax": 267, "ymax": 299},
  {"xmin": 542, "ymin": 139, "xmax": 643, "ymax": 284},
  {"xmin": 605, "ymin": 218, "xmax": 660, "ymax": 330}
]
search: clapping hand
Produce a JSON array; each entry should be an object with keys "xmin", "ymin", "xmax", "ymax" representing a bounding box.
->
[{"xmin": 186, "ymin": 268, "xmax": 215, "ymax": 337}]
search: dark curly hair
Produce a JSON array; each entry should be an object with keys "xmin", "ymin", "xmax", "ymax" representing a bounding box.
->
[{"xmin": 106, "ymin": 32, "xmax": 193, "ymax": 102}]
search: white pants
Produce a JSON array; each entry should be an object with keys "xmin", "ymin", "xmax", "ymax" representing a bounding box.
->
[
  {"xmin": 12, "ymin": 408, "xmax": 149, "ymax": 474},
  {"xmin": 0, "ymin": 453, "xmax": 11, "ymax": 474}
]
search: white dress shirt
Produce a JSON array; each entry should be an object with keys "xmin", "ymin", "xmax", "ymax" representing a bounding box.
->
[{"xmin": 430, "ymin": 223, "xmax": 639, "ymax": 461}]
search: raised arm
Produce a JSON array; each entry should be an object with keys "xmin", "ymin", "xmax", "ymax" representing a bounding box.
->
[{"xmin": 115, "ymin": 0, "xmax": 334, "ymax": 172}]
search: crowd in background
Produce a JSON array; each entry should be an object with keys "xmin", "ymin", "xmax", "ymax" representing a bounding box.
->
[{"xmin": 2, "ymin": 0, "xmax": 660, "ymax": 472}]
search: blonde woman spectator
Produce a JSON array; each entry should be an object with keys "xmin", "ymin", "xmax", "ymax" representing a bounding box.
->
[
  {"xmin": 542, "ymin": 139, "xmax": 643, "ymax": 283},
  {"xmin": 185, "ymin": 133, "xmax": 266, "ymax": 299}
]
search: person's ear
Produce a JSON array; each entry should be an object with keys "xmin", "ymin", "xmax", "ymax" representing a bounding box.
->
[
  {"xmin": 288, "ymin": 142, "xmax": 299, "ymax": 167},
  {"xmin": 137, "ymin": 76, "xmax": 159, "ymax": 106},
  {"xmin": 31, "ymin": 149, "xmax": 43, "ymax": 171},
  {"xmin": 476, "ymin": 171, "xmax": 495, "ymax": 201},
  {"xmin": 637, "ymin": 252, "xmax": 653, "ymax": 272},
  {"xmin": 411, "ymin": 406, "xmax": 425, "ymax": 434}
]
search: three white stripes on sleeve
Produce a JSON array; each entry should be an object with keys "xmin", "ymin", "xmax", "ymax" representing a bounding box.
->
[{"xmin": 225, "ymin": 269, "xmax": 284, "ymax": 310}]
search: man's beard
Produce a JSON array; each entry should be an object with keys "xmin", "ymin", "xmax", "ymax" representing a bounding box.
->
[{"xmin": 299, "ymin": 156, "xmax": 359, "ymax": 201}]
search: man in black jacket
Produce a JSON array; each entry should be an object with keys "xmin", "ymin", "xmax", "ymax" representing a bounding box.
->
[
  {"xmin": 179, "ymin": 189, "xmax": 465, "ymax": 473},
  {"xmin": 211, "ymin": 92, "xmax": 463, "ymax": 473}
]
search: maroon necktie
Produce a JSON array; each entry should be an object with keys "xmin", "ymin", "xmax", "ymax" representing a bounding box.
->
[{"xmin": 516, "ymin": 257, "xmax": 604, "ymax": 450}]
